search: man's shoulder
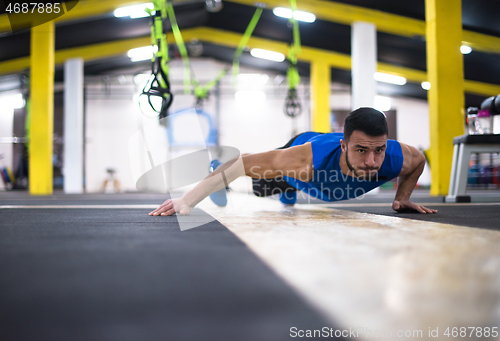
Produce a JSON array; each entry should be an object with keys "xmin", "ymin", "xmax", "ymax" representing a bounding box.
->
[
  {"xmin": 376, "ymin": 140, "xmax": 405, "ymax": 178},
  {"xmin": 397, "ymin": 142, "xmax": 425, "ymax": 176},
  {"xmin": 386, "ymin": 139, "xmax": 404, "ymax": 154},
  {"xmin": 292, "ymin": 132, "xmax": 343, "ymax": 147},
  {"xmin": 309, "ymin": 132, "xmax": 344, "ymax": 145},
  {"xmin": 306, "ymin": 133, "xmax": 343, "ymax": 157},
  {"xmin": 321, "ymin": 132, "xmax": 344, "ymax": 139}
]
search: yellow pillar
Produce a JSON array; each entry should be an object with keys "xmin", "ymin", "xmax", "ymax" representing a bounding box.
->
[
  {"xmin": 29, "ymin": 21, "xmax": 55, "ymax": 195},
  {"xmin": 310, "ymin": 60, "xmax": 331, "ymax": 133},
  {"xmin": 425, "ymin": 0, "xmax": 464, "ymax": 196}
]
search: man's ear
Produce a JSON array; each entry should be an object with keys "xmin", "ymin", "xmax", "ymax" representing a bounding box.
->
[{"xmin": 340, "ymin": 139, "xmax": 347, "ymax": 152}]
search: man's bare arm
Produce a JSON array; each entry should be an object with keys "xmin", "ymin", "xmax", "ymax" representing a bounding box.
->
[
  {"xmin": 149, "ymin": 143, "xmax": 313, "ymax": 216},
  {"xmin": 392, "ymin": 142, "xmax": 437, "ymax": 214},
  {"xmin": 243, "ymin": 143, "xmax": 313, "ymax": 180}
]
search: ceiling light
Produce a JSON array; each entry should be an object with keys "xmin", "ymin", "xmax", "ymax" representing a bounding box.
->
[
  {"xmin": 273, "ymin": 7, "xmax": 292, "ymax": 18},
  {"xmin": 114, "ymin": 3, "xmax": 154, "ymax": 18},
  {"xmin": 273, "ymin": 7, "xmax": 316, "ymax": 23},
  {"xmin": 460, "ymin": 45, "xmax": 472, "ymax": 54},
  {"xmin": 374, "ymin": 72, "xmax": 407, "ymax": 85},
  {"xmin": 374, "ymin": 96, "xmax": 392, "ymax": 112},
  {"xmin": 128, "ymin": 46, "xmax": 157, "ymax": 62},
  {"xmin": 0, "ymin": 93, "xmax": 24, "ymax": 109},
  {"xmin": 250, "ymin": 48, "xmax": 285, "ymax": 62},
  {"xmin": 293, "ymin": 10, "xmax": 316, "ymax": 23},
  {"xmin": 421, "ymin": 81, "xmax": 431, "ymax": 90}
]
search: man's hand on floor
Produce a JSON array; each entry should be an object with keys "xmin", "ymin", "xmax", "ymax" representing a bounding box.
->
[
  {"xmin": 392, "ymin": 200, "xmax": 438, "ymax": 214},
  {"xmin": 149, "ymin": 198, "xmax": 193, "ymax": 216}
]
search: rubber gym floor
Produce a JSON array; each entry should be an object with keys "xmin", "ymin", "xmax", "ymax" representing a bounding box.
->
[{"xmin": 1, "ymin": 189, "xmax": 499, "ymax": 341}]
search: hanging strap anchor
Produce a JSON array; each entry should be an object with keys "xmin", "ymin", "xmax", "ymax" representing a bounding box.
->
[
  {"xmin": 284, "ymin": 0, "xmax": 302, "ymax": 118},
  {"xmin": 139, "ymin": 0, "xmax": 174, "ymax": 118}
]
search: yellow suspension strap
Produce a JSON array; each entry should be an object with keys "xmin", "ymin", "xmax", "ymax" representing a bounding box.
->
[
  {"xmin": 140, "ymin": 0, "xmax": 173, "ymax": 118},
  {"xmin": 284, "ymin": 0, "xmax": 302, "ymax": 118}
]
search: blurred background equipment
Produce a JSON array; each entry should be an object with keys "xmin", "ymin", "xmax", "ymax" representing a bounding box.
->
[
  {"xmin": 101, "ymin": 168, "xmax": 121, "ymax": 193},
  {"xmin": 205, "ymin": 0, "xmax": 223, "ymax": 13},
  {"xmin": 480, "ymin": 95, "xmax": 500, "ymax": 134}
]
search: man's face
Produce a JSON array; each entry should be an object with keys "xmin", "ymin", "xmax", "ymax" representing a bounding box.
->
[{"xmin": 340, "ymin": 130, "xmax": 387, "ymax": 180}]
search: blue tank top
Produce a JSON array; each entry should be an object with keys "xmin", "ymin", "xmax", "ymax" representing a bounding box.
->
[{"xmin": 283, "ymin": 132, "xmax": 404, "ymax": 202}]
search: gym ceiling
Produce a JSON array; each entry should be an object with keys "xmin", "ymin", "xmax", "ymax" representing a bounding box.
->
[{"xmin": 0, "ymin": 0, "xmax": 500, "ymax": 108}]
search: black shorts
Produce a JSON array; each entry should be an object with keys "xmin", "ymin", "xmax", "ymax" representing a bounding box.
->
[{"xmin": 252, "ymin": 132, "xmax": 307, "ymax": 197}]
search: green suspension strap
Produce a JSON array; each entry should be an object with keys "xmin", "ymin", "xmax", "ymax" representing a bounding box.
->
[
  {"xmin": 165, "ymin": 2, "xmax": 191, "ymax": 95},
  {"xmin": 193, "ymin": 7, "xmax": 262, "ymax": 108},
  {"xmin": 166, "ymin": 2, "xmax": 228, "ymax": 108},
  {"xmin": 192, "ymin": 67, "xmax": 229, "ymax": 109},
  {"xmin": 284, "ymin": 0, "xmax": 302, "ymax": 118},
  {"xmin": 232, "ymin": 7, "xmax": 263, "ymax": 84},
  {"xmin": 167, "ymin": 4, "xmax": 262, "ymax": 109},
  {"xmin": 140, "ymin": 0, "xmax": 173, "ymax": 118}
]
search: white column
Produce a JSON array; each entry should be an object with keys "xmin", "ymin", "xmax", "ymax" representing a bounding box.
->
[
  {"xmin": 351, "ymin": 22, "xmax": 380, "ymax": 194},
  {"xmin": 63, "ymin": 58, "xmax": 84, "ymax": 193},
  {"xmin": 351, "ymin": 21, "xmax": 377, "ymax": 110}
]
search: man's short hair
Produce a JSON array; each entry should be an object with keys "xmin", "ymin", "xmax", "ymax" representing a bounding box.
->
[{"xmin": 344, "ymin": 107, "xmax": 388, "ymax": 141}]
